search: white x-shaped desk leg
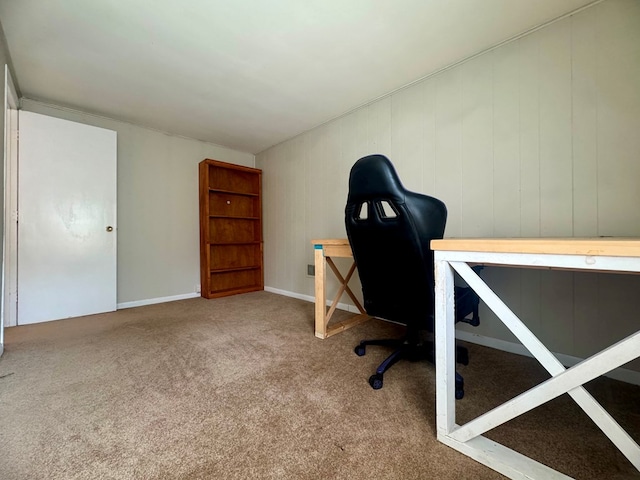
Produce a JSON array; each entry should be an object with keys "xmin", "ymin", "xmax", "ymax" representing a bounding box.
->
[{"xmin": 435, "ymin": 260, "xmax": 640, "ymax": 478}]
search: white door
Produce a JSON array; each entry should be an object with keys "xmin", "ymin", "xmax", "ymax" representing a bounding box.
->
[{"xmin": 18, "ymin": 111, "xmax": 117, "ymax": 325}]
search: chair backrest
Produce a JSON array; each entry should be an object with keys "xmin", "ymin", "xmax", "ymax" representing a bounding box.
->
[{"xmin": 345, "ymin": 154, "xmax": 447, "ymax": 331}]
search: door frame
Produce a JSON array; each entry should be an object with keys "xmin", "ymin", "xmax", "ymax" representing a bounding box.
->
[{"xmin": 2, "ymin": 65, "xmax": 19, "ymax": 354}]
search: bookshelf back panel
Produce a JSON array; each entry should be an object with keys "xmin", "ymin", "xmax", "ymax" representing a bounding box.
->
[
  {"xmin": 209, "ymin": 218, "xmax": 261, "ymax": 243},
  {"xmin": 209, "ymin": 193, "xmax": 258, "ymax": 217},
  {"xmin": 210, "ymin": 244, "xmax": 261, "ymax": 270},
  {"xmin": 210, "ymin": 269, "xmax": 262, "ymax": 292},
  {"xmin": 208, "ymin": 166, "xmax": 259, "ymax": 195}
]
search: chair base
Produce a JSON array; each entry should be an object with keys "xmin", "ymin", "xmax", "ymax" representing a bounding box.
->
[{"xmin": 354, "ymin": 338, "xmax": 467, "ymax": 398}]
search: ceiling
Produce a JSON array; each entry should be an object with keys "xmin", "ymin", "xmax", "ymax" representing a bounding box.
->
[{"xmin": 0, "ymin": 0, "xmax": 597, "ymax": 154}]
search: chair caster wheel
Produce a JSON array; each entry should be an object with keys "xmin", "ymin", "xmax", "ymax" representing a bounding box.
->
[
  {"xmin": 455, "ymin": 389, "xmax": 464, "ymax": 400},
  {"xmin": 354, "ymin": 345, "xmax": 366, "ymax": 356},
  {"xmin": 369, "ymin": 374, "xmax": 383, "ymax": 389}
]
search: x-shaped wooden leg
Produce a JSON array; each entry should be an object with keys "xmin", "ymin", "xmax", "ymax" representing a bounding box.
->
[
  {"xmin": 313, "ymin": 242, "xmax": 370, "ymax": 339},
  {"xmin": 325, "ymin": 258, "xmax": 365, "ymax": 321}
]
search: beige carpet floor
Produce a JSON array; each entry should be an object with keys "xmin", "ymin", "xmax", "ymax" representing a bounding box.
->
[{"xmin": 0, "ymin": 291, "xmax": 638, "ymax": 479}]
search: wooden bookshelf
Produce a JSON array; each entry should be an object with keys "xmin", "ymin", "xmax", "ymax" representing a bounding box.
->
[{"xmin": 199, "ymin": 159, "xmax": 263, "ymax": 298}]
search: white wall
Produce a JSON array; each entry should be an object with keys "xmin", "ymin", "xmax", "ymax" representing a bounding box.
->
[
  {"xmin": 21, "ymin": 99, "xmax": 255, "ymax": 306},
  {"xmin": 256, "ymin": 0, "xmax": 640, "ymax": 371}
]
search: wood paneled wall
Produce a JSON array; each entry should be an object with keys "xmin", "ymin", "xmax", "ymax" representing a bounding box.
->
[{"xmin": 256, "ymin": 0, "xmax": 640, "ymax": 371}]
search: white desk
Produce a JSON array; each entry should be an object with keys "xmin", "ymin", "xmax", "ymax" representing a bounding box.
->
[{"xmin": 431, "ymin": 237, "xmax": 640, "ymax": 479}]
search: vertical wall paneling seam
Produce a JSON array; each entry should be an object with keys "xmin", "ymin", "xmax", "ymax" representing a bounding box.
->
[
  {"xmin": 284, "ymin": 144, "xmax": 290, "ymax": 290},
  {"xmin": 537, "ymin": 32, "xmax": 542, "ymax": 237},
  {"xmin": 491, "ymin": 50, "xmax": 496, "ymax": 237},
  {"xmin": 420, "ymin": 82, "xmax": 425, "ymax": 193},
  {"xmin": 388, "ymin": 94, "xmax": 392, "ymax": 166},
  {"xmin": 459, "ymin": 75, "xmax": 463, "ymax": 235},
  {"xmin": 594, "ymin": 3, "xmax": 600, "ymax": 236},
  {"xmin": 303, "ymin": 132, "xmax": 308, "ymax": 284},
  {"xmin": 458, "ymin": 69, "xmax": 464, "ymax": 236},
  {"xmin": 517, "ymin": 40, "xmax": 522, "ymax": 238},
  {"xmin": 367, "ymin": 104, "xmax": 372, "ymax": 152},
  {"xmin": 596, "ymin": 272, "xmax": 601, "ymax": 354},
  {"xmin": 417, "ymin": 85, "xmax": 421, "ymax": 192},
  {"xmin": 517, "ymin": 39, "xmax": 522, "ymax": 237},
  {"xmin": 303, "ymin": 141, "xmax": 307, "ymax": 293},
  {"xmin": 281, "ymin": 146, "xmax": 285, "ymax": 289},
  {"xmin": 459, "ymin": 73, "xmax": 464, "ymax": 236},
  {"xmin": 283, "ymin": 144, "xmax": 289, "ymax": 290},
  {"xmin": 569, "ymin": 0, "xmax": 576, "ymax": 342},
  {"xmin": 339, "ymin": 111, "xmax": 343, "ymax": 174},
  {"xmin": 518, "ymin": 39, "xmax": 524, "ymax": 237},
  {"xmin": 434, "ymin": 85, "xmax": 438, "ymax": 199},
  {"xmin": 517, "ymin": 39, "xmax": 525, "ymax": 334},
  {"xmin": 516, "ymin": 38, "xmax": 523, "ymax": 333},
  {"xmin": 570, "ymin": 13, "xmax": 576, "ymax": 238},
  {"xmin": 429, "ymin": 82, "xmax": 436, "ymax": 194},
  {"xmin": 571, "ymin": 271, "xmax": 577, "ymax": 353}
]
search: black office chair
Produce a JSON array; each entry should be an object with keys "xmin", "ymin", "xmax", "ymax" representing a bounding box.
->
[{"xmin": 345, "ymin": 154, "xmax": 480, "ymax": 399}]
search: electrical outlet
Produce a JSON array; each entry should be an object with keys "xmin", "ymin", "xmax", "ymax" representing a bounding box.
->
[
  {"xmin": 196, "ymin": 284, "xmax": 201, "ymax": 293},
  {"xmin": 307, "ymin": 264, "xmax": 315, "ymax": 276}
]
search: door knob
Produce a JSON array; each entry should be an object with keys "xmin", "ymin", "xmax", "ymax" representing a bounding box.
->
[{"xmin": 106, "ymin": 226, "xmax": 114, "ymax": 232}]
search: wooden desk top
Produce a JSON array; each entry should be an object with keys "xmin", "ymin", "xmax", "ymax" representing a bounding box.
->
[
  {"xmin": 312, "ymin": 237, "xmax": 640, "ymax": 258},
  {"xmin": 431, "ymin": 237, "xmax": 640, "ymax": 258},
  {"xmin": 311, "ymin": 238, "xmax": 350, "ymax": 246}
]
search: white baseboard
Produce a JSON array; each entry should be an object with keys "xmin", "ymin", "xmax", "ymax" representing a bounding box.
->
[
  {"xmin": 264, "ymin": 286, "xmax": 362, "ymax": 313},
  {"xmin": 117, "ymin": 292, "xmax": 200, "ymax": 310},
  {"xmin": 264, "ymin": 286, "xmax": 315, "ymax": 303},
  {"xmin": 265, "ymin": 285, "xmax": 640, "ymax": 386}
]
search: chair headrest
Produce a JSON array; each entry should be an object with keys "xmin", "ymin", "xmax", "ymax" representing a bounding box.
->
[{"xmin": 347, "ymin": 154, "xmax": 406, "ymax": 204}]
